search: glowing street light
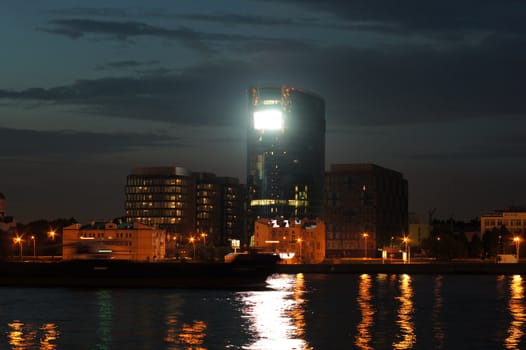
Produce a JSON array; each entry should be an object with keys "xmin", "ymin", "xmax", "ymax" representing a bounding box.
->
[
  {"xmin": 201, "ymin": 233, "xmax": 207, "ymax": 247},
  {"xmin": 514, "ymin": 236, "xmax": 521, "ymax": 260},
  {"xmin": 13, "ymin": 236, "xmax": 22, "ymax": 259},
  {"xmin": 297, "ymin": 237, "xmax": 303, "ymax": 263},
  {"xmin": 48, "ymin": 229, "xmax": 57, "ymax": 260},
  {"xmin": 189, "ymin": 237, "xmax": 196, "ymax": 259},
  {"xmin": 403, "ymin": 236, "xmax": 410, "ymax": 263},
  {"xmin": 31, "ymin": 235, "xmax": 36, "ymax": 258},
  {"xmin": 363, "ymin": 233, "xmax": 369, "ymax": 258}
]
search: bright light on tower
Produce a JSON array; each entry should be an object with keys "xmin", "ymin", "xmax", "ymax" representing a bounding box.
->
[{"xmin": 254, "ymin": 110, "xmax": 283, "ymax": 130}]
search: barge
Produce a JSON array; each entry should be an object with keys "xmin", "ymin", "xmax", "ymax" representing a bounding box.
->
[{"xmin": 0, "ymin": 255, "xmax": 280, "ymax": 289}]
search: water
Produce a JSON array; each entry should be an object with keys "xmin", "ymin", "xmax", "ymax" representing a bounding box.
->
[{"xmin": 0, "ymin": 273, "xmax": 524, "ymax": 349}]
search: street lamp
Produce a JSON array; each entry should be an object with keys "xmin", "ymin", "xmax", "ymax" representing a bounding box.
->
[
  {"xmin": 363, "ymin": 233, "xmax": 369, "ymax": 258},
  {"xmin": 201, "ymin": 233, "xmax": 207, "ymax": 247},
  {"xmin": 297, "ymin": 237, "xmax": 303, "ymax": 263},
  {"xmin": 14, "ymin": 236, "xmax": 22, "ymax": 259},
  {"xmin": 437, "ymin": 236, "xmax": 441, "ymax": 260},
  {"xmin": 403, "ymin": 236, "xmax": 410, "ymax": 263},
  {"xmin": 48, "ymin": 230, "xmax": 57, "ymax": 260},
  {"xmin": 514, "ymin": 236, "xmax": 521, "ymax": 260},
  {"xmin": 189, "ymin": 237, "xmax": 196, "ymax": 260},
  {"xmin": 31, "ymin": 235, "xmax": 36, "ymax": 259}
]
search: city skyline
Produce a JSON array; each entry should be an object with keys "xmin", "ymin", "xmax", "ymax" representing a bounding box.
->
[{"xmin": 1, "ymin": 1, "xmax": 526, "ymax": 223}]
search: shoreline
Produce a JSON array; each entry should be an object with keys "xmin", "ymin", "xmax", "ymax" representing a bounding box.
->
[{"xmin": 275, "ymin": 261, "xmax": 526, "ymax": 275}]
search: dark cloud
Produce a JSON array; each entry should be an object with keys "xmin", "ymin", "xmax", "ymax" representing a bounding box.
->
[
  {"xmin": 95, "ymin": 60, "xmax": 160, "ymax": 70},
  {"xmin": 50, "ymin": 7, "xmax": 297, "ymax": 26},
  {"xmin": 261, "ymin": 0, "xmax": 526, "ymax": 36},
  {"xmin": 0, "ymin": 65, "xmax": 250, "ymax": 126},
  {"xmin": 2, "ymin": 29, "xmax": 526, "ymax": 128},
  {"xmin": 0, "ymin": 127, "xmax": 182, "ymax": 158},
  {"xmin": 39, "ymin": 18, "xmax": 310, "ymax": 54},
  {"xmin": 49, "ymin": 6, "xmax": 374, "ymax": 35},
  {"xmin": 39, "ymin": 19, "xmax": 237, "ymax": 52}
]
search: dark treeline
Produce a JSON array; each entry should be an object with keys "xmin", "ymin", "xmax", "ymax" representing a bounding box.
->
[{"xmin": 420, "ymin": 218, "xmax": 518, "ymax": 260}]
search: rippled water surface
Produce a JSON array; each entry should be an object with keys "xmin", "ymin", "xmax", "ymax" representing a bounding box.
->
[{"xmin": 0, "ymin": 273, "xmax": 524, "ymax": 349}]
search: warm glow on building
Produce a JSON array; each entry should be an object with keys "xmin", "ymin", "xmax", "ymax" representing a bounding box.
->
[
  {"xmin": 252, "ymin": 218, "xmax": 326, "ymax": 263},
  {"xmin": 62, "ymin": 221, "xmax": 166, "ymax": 261}
]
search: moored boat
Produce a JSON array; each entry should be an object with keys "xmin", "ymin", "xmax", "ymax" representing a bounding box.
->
[{"xmin": 0, "ymin": 259, "xmax": 279, "ymax": 289}]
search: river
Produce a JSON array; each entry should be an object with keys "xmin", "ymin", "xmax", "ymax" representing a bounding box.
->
[{"xmin": 0, "ymin": 273, "xmax": 524, "ymax": 349}]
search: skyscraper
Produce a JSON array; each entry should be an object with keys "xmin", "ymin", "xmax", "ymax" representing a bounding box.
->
[{"xmin": 247, "ymin": 86, "xmax": 325, "ymax": 227}]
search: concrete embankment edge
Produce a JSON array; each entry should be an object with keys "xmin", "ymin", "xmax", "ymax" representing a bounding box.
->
[{"xmin": 275, "ymin": 263, "xmax": 526, "ymax": 275}]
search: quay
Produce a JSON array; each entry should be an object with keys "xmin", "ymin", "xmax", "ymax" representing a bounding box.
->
[{"xmin": 275, "ymin": 260, "xmax": 526, "ymax": 275}]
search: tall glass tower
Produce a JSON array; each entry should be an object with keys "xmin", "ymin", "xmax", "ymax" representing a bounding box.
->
[{"xmin": 247, "ymin": 86, "xmax": 325, "ymax": 225}]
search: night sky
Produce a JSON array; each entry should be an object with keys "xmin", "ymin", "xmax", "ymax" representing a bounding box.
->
[{"xmin": 2, "ymin": 1, "xmax": 526, "ymax": 223}]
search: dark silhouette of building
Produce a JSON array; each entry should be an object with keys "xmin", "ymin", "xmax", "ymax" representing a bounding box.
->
[
  {"xmin": 323, "ymin": 164, "xmax": 408, "ymax": 258},
  {"xmin": 193, "ymin": 173, "xmax": 244, "ymax": 246},
  {"xmin": 247, "ymin": 86, "xmax": 325, "ymax": 231}
]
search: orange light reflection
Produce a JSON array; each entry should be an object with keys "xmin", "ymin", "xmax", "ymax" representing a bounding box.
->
[
  {"xmin": 504, "ymin": 275, "xmax": 525, "ymax": 349},
  {"xmin": 355, "ymin": 273, "xmax": 374, "ymax": 350},
  {"xmin": 178, "ymin": 320, "xmax": 207, "ymax": 349},
  {"xmin": 392, "ymin": 274, "xmax": 416, "ymax": 349},
  {"xmin": 7, "ymin": 320, "xmax": 60, "ymax": 349}
]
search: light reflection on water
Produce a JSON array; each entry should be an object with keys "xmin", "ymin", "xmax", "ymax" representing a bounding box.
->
[
  {"xmin": 238, "ymin": 273, "xmax": 312, "ymax": 350},
  {"xmin": 1, "ymin": 274, "xmax": 526, "ymax": 349},
  {"xmin": 355, "ymin": 274, "xmax": 374, "ymax": 350},
  {"xmin": 95, "ymin": 289, "xmax": 112, "ymax": 350},
  {"xmin": 392, "ymin": 274, "xmax": 415, "ymax": 350},
  {"xmin": 432, "ymin": 275, "xmax": 444, "ymax": 349},
  {"xmin": 7, "ymin": 321, "xmax": 59, "ymax": 349},
  {"xmin": 505, "ymin": 275, "xmax": 525, "ymax": 349}
]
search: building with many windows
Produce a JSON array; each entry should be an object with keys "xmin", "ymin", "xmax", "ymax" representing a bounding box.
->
[
  {"xmin": 323, "ymin": 164, "xmax": 408, "ymax": 258},
  {"xmin": 481, "ymin": 211, "xmax": 526, "ymax": 236},
  {"xmin": 193, "ymin": 173, "xmax": 244, "ymax": 246},
  {"xmin": 125, "ymin": 167, "xmax": 244, "ymax": 247},
  {"xmin": 125, "ymin": 167, "xmax": 196, "ymax": 232},
  {"xmin": 63, "ymin": 221, "xmax": 166, "ymax": 261},
  {"xmin": 247, "ymin": 86, "xmax": 325, "ymax": 230}
]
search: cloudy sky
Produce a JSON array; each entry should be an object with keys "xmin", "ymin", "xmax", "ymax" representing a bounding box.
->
[{"xmin": 1, "ymin": 0, "xmax": 526, "ymax": 223}]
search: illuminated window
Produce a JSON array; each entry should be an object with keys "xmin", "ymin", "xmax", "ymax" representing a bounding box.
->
[{"xmin": 254, "ymin": 110, "xmax": 283, "ymax": 130}]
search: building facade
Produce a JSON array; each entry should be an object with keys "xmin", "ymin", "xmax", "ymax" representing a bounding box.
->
[
  {"xmin": 0, "ymin": 193, "xmax": 16, "ymax": 234},
  {"xmin": 323, "ymin": 164, "xmax": 408, "ymax": 258},
  {"xmin": 63, "ymin": 221, "xmax": 166, "ymax": 261},
  {"xmin": 247, "ymin": 86, "xmax": 325, "ymax": 228},
  {"xmin": 125, "ymin": 167, "xmax": 196, "ymax": 233},
  {"xmin": 125, "ymin": 167, "xmax": 244, "ymax": 247},
  {"xmin": 193, "ymin": 173, "xmax": 245, "ymax": 246},
  {"xmin": 252, "ymin": 218, "xmax": 326, "ymax": 263},
  {"xmin": 481, "ymin": 211, "xmax": 526, "ymax": 236}
]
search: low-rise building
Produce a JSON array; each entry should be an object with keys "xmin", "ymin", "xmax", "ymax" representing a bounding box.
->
[
  {"xmin": 252, "ymin": 218, "xmax": 326, "ymax": 263},
  {"xmin": 63, "ymin": 221, "xmax": 166, "ymax": 261},
  {"xmin": 0, "ymin": 193, "xmax": 16, "ymax": 234},
  {"xmin": 481, "ymin": 211, "xmax": 526, "ymax": 236}
]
